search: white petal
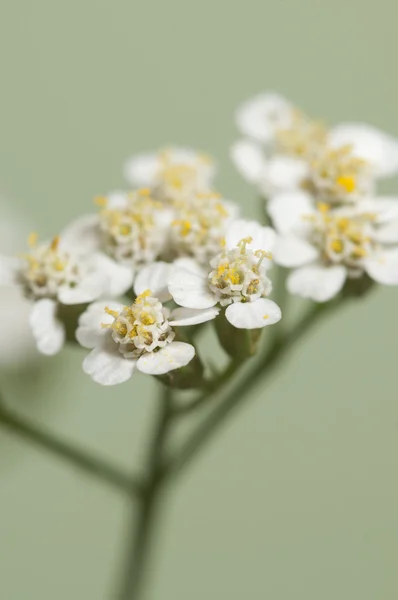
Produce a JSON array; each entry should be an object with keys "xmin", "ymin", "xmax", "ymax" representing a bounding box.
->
[
  {"xmin": 29, "ymin": 299, "xmax": 65, "ymax": 355},
  {"xmin": 373, "ymin": 220, "xmax": 398, "ymax": 244},
  {"xmin": 287, "ymin": 264, "xmax": 347, "ymax": 302},
  {"xmin": 259, "ymin": 155, "xmax": 309, "ymax": 197},
  {"xmin": 173, "ymin": 257, "xmax": 207, "ymax": 276},
  {"xmin": 169, "ymin": 306, "xmax": 220, "ymax": 326},
  {"xmin": 85, "ymin": 253, "xmax": 134, "ymax": 297},
  {"xmin": 225, "ymin": 298, "xmax": 282, "ymax": 329},
  {"xmin": 137, "ymin": 341, "xmax": 195, "ymax": 375},
  {"xmin": 134, "ymin": 262, "xmax": 173, "ymax": 302},
  {"xmin": 83, "ymin": 342, "xmax": 136, "ymax": 385},
  {"xmin": 236, "ymin": 92, "xmax": 293, "ymax": 144},
  {"xmin": 76, "ymin": 301, "xmax": 123, "ymax": 349},
  {"xmin": 267, "ymin": 190, "xmax": 316, "ymax": 235},
  {"xmin": 225, "ymin": 219, "xmax": 276, "ymax": 252},
  {"xmin": 364, "ymin": 249, "xmax": 398, "ymax": 285},
  {"xmin": 273, "ymin": 235, "xmax": 319, "ymax": 267},
  {"xmin": 230, "ymin": 140, "xmax": 266, "ymax": 184},
  {"xmin": 0, "ymin": 255, "xmax": 21, "ymax": 286},
  {"xmin": 57, "ymin": 280, "xmax": 104, "ymax": 305},
  {"xmin": 60, "ymin": 214, "xmax": 102, "ymax": 255},
  {"xmin": 329, "ymin": 123, "xmax": 398, "ymax": 178},
  {"xmin": 123, "ymin": 153, "xmax": 160, "ymax": 187},
  {"xmin": 106, "ymin": 191, "xmax": 129, "ymax": 209},
  {"xmin": 168, "ymin": 266, "xmax": 216, "ymax": 309},
  {"xmin": 359, "ymin": 197, "xmax": 398, "ymax": 224}
]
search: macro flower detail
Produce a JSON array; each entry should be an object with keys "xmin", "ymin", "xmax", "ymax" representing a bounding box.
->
[
  {"xmin": 0, "ymin": 233, "xmax": 133, "ymax": 355},
  {"xmin": 124, "ymin": 147, "xmax": 215, "ymax": 203},
  {"xmin": 235, "ymin": 92, "xmax": 294, "ymax": 145},
  {"xmin": 310, "ymin": 144, "xmax": 372, "ymax": 202},
  {"xmin": 77, "ymin": 290, "xmax": 219, "ymax": 385},
  {"xmin": 232, "ymin": 92, "xmax": 398, "ymax": 200},
  {"xmin": 168, "ymin": 220, "xmax": 282, "ymax": 329},
  {"xmin": 62, "ymin": 190, "xmax": 171, "ymax": 270},
  {"xmin": 170, "ymin": 192, "xmax": 238, "ymax": 264},
  {"xmin": 270, "ymin": 190, "xmax": 398, "ymax": 302}
]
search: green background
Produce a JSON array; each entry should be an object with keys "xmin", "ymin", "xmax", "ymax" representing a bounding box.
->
[{"xmin": 1, "ymin": 1, "xmax": 398, "ymax": 598}]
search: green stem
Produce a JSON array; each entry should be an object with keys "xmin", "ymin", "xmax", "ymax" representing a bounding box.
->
[
  {"xmin": 0, "ymin": 398, "xmax": 137, "ymax": 494},
  {"xmin": 116, "ymin": 386, "xmax": 174, "ymax": 600}
]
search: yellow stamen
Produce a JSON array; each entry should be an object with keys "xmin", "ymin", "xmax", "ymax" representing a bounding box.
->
[
  {"xmin": 104, "ymin": 306, "xmax": 120, "ymax": 318},
  {"xmin": 317, "ymin": 202, "xmax": 330, "ymax": 214},
  {"xmin": 94, "ymin": 196, "xmax": 108, "ymax": 207},
  {"xmin": 136, "ymin": 289, "xmax": 152, "ymax": 303},
  {"xmin": 351, "ymin": 246, "xmax": 368, "ymax": 258},
  {"xmin": 237, "ymin": 236, "xmax": 253, "ymax": 254},
  {"xmin": 50, "ymin": 236, "xmax": 60, "ymax": 252},
  {"xmin": 28, "ymin": 232, "xmax": 38, "ymax": 248},
  {"xmin": 330, "ymin": 239, "xmax": 344, "ymax": 254},
  {"xmin": 141, "ymin": 312, "xmax": 156, "ymax": 326},
  {"xmin": 336, "ymin": 175, "xmax": 356, "ymax": 193}
]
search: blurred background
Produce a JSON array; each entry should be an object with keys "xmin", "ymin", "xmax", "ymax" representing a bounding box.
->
[{"xmin": 1, "ymin": 1, "xmax": 398, "ymax": 598}]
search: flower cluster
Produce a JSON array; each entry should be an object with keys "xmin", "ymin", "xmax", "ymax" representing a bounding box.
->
[
  {"xmin": 232, "ymin": 92, "xmax": 398, "ymax": 301},
  {"xmin": 3, "ymin": 95, "xmax": 397, "ymax": 382},
  {"xmin": 0, "ymin": 147, "xmax": 280, "ymax": 384}
]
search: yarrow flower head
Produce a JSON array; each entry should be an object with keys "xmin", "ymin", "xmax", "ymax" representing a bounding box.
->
[
  {"xmin": 0, "ymin": 231, "xmax": 133, "ymax": 355},
  {"xmin": 310, "ymin": 144, "xmax": 373, "ymax": 203},
  {"xmin": 77, "ymin": 290, "xmax": 219, "ymax": 385},
  {"xmin": 170, "ymin": 192, "xmax": 238, "ymax": 264},
  {"xmin": 231, "ymin": 92, "xmax": 398, "ymax": 200},
  {"xmin": 167, "ymin": 219, "xmax": 282, "ymax": 329},
  {"xmin": 270, "ymin": 190, "xmax": 398, "ymax": 302},
  {"xmin": 124, "ymin": 147, "xmax": 215, "ymax": 203},
  {"xmin": 62, "ymin": 190, "xmax": 171, "ymax": 271},
  {"xmin": 97, "ymin": 189, "xmax": 167, "ymax": 265}
]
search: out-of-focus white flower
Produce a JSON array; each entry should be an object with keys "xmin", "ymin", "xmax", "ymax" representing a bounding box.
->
[
  {"xmin": 270, "ymin": 190, "xmax": 398, "ymax": 302},
  {"xmin": 167, "ymin": 220, "xmax": 282, "ymax": 329},
  {"xmin": 0, "ymin": 200, "xmax": 38, "ymax": 367},
  {"xmin": 310, "ymin": 144, "xmax": 373, "ymax": 203},
  {"xmin": 232, "ymin": 92, "xmax": 398, "ymax": 201},
  {"xmin": 170, "ymin": 192, "xmax": 239, "ymax": 264},
  {"xmin": 0, "ymin": 232, "xmax": 133, "ymax": 356},
  {"xmin": 62, "ymin": 190, "xmax": 172, "ymax": 268},
  {"xmin": 77, "ymin": 290, "xmax": 218, "ymax": 386},
  {"xmin": 328, "ymin": 123, "xmax": 398, "ymax": 179},
  {"xmin": 235, "ymin": 92, "xmax": 293, "ymax": 145},
  {"xmin": 124, "ymin": 147, "xmax": 215, "ymax": 203},
  {"xmin": 232, "ymin": 99, "xmax": 326, "ymax": 196}
]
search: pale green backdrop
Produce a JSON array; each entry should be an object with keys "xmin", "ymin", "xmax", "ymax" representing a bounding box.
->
[{"xmin": 1, "ymin": 1, "xmax": 398, "ymax": 599}]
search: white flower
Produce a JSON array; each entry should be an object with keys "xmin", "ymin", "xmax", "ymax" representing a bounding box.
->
[
  {"xmin": 62, "ymin": 189, "xmax": 171, "ymax": 268},
  {"xmin": 0, "ymin": 232, "xmax": 133, "ymax": 356},
  {"xmin": 77, "ymin": 290, "xmax": 219, "ymax": 385},
  {"xmin": 235, "ymin": 92, "xmax": 293, "ymax": 145},
  {"xmin": 231, "ymin": 140, "xmax": 310, "ymax": 196},
  {"xmin": 328, "ymin": 122, "xmax": 398, "ymax": 179},
  {"xmin": 232, "ymin": 93, "xmax": 398, "ymax": 202},
  {"xmin": 170, "ymin": 192, "xmax": 239, "ymax": 264},
  {"xmin": 168, "ymin": 220, "xmax": 282, "ymax": 329},
  {"xmin": 232, "ymin": 100, "xmax": 326, "ymax": 196},
  {"xmin": 0, "ymin": 200, "xmax": 38, "ymax": 367},
  {"xmin": 124, "ymin": 147, "xmax": 215, "ymax": 203},
  {"xmin": 270, "ymin": 190, "xmax": 398, "ymax": 302}
]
